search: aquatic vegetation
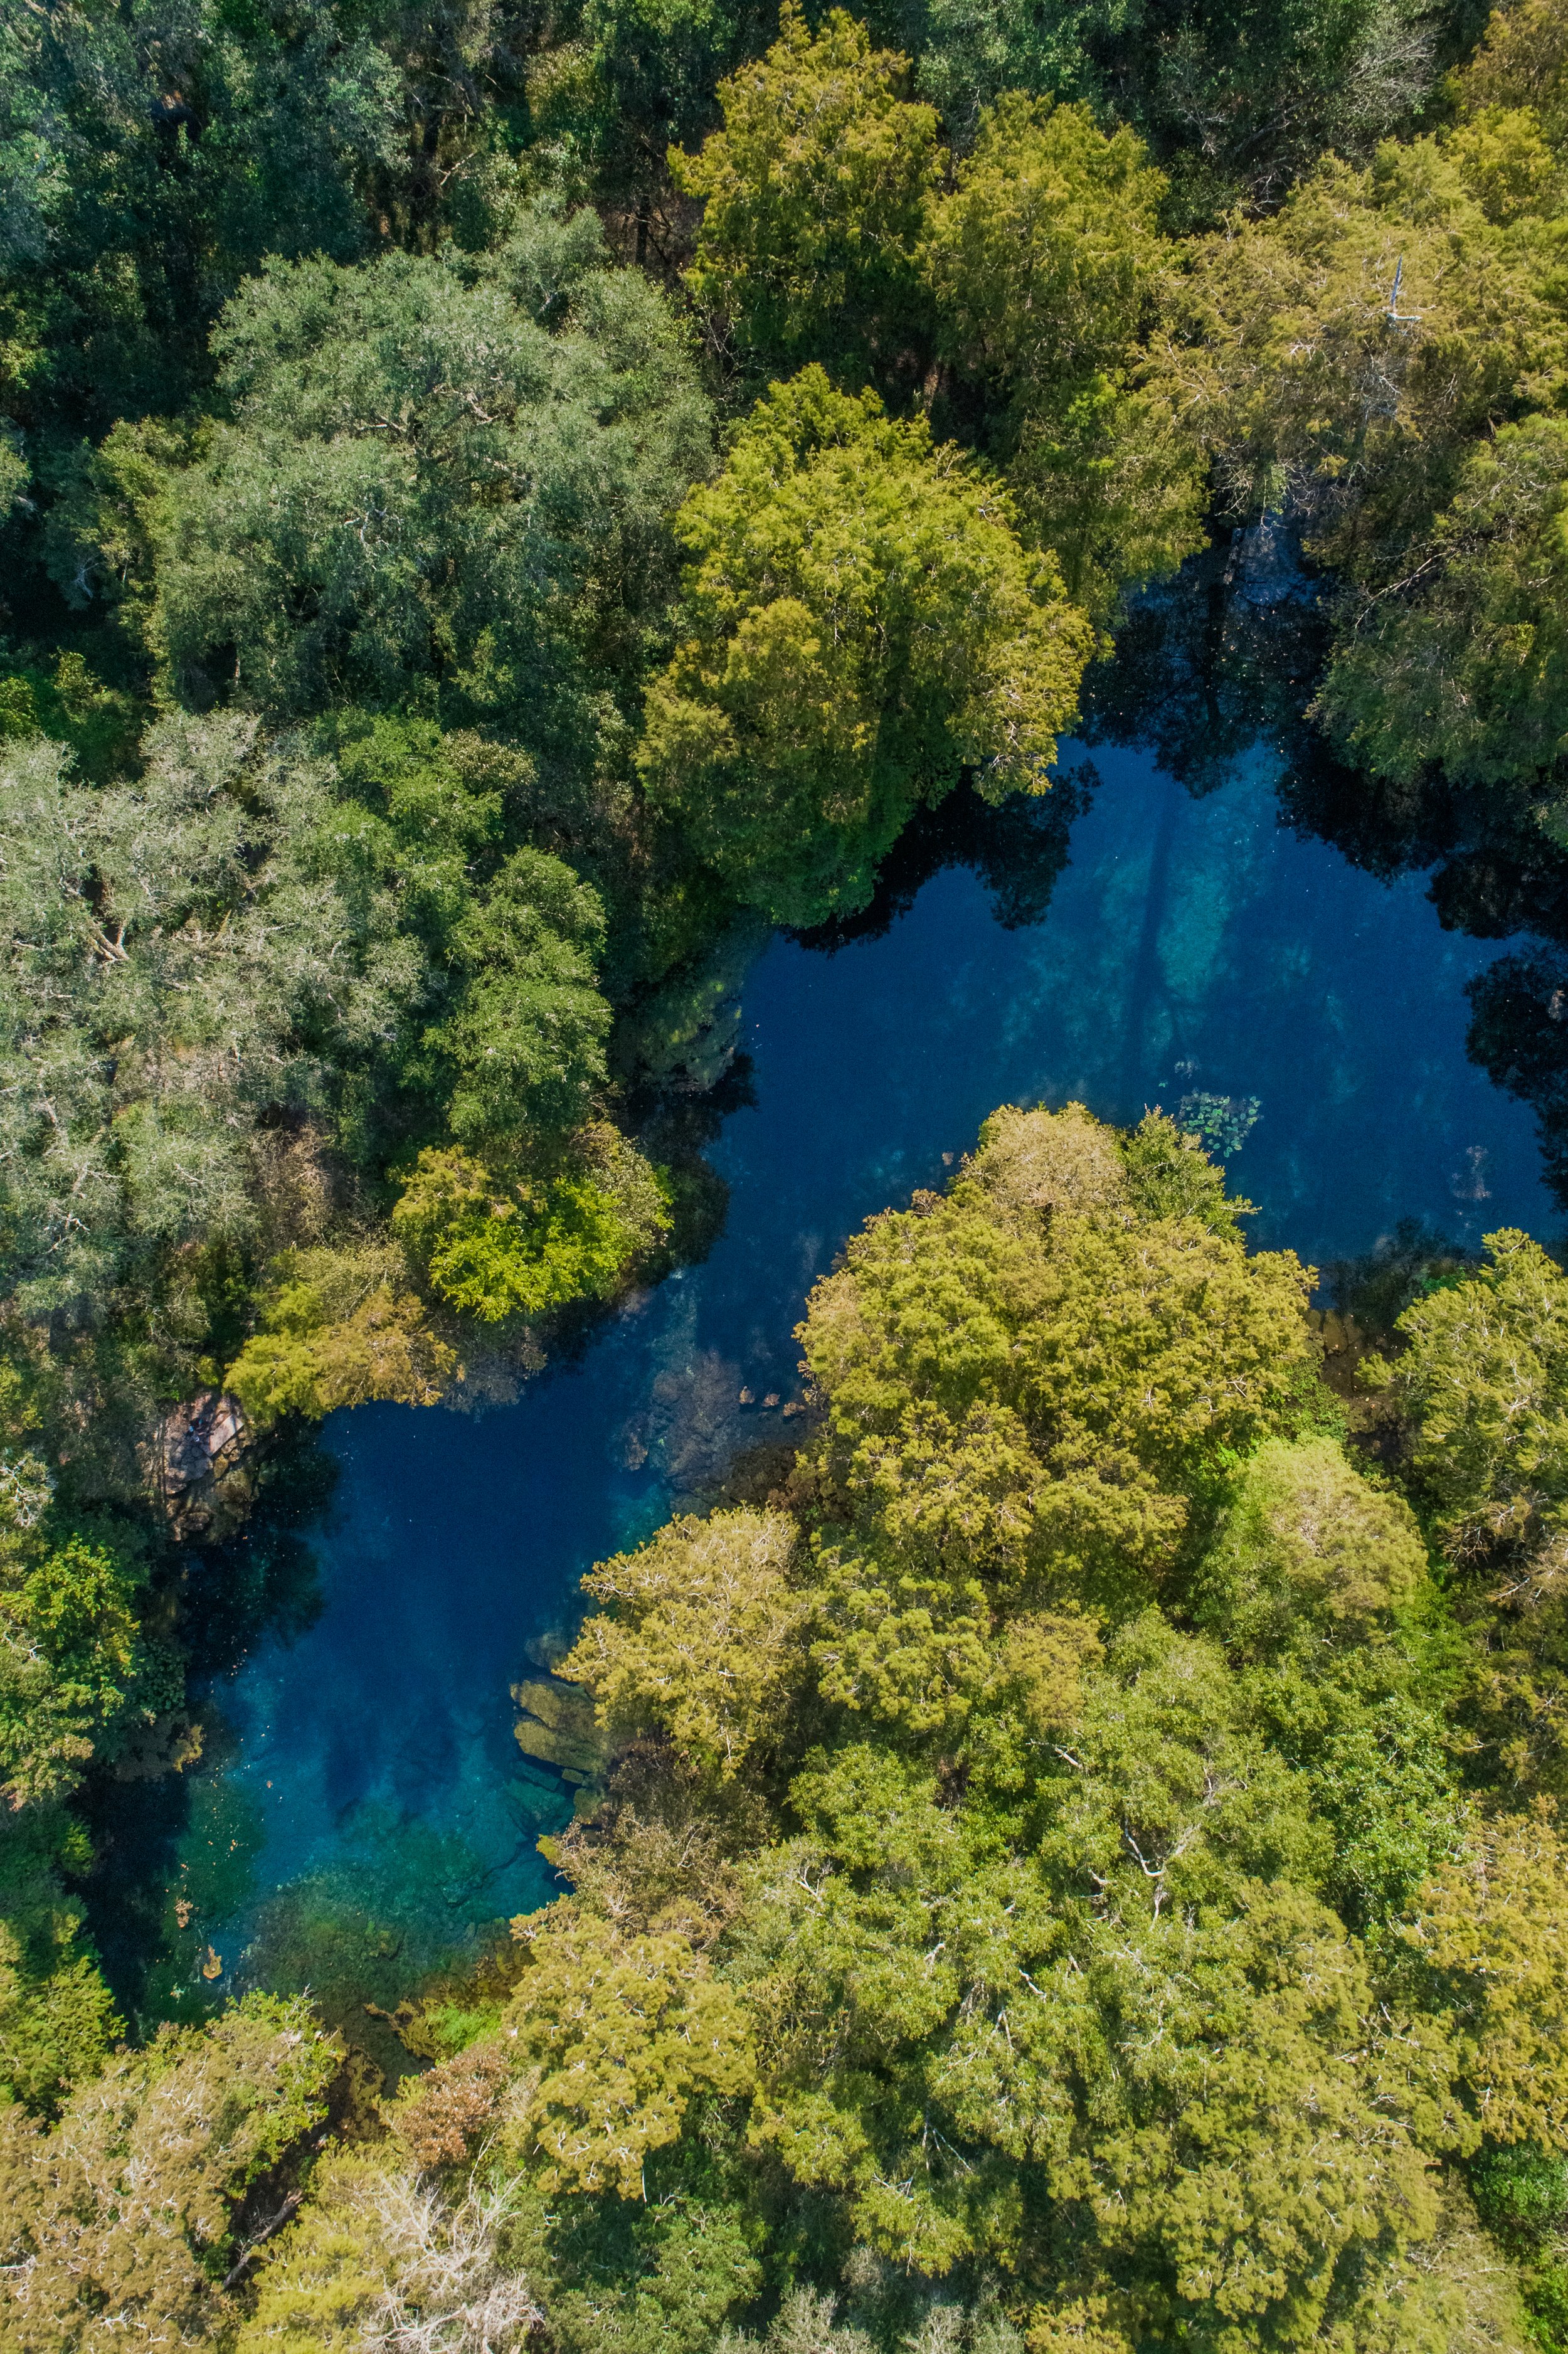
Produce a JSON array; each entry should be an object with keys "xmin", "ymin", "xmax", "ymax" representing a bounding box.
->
[
  {"xmin": 1177, "ymin": 1088, "xmax": 1262, "ymax": 1158},
  {"xmin": 512, "ymin": 1677, "xmax": 605, "ymax": 1783},
  {"xmin": 238, "ymin": 1810, "xmax": 531, "ymax": 2060}
]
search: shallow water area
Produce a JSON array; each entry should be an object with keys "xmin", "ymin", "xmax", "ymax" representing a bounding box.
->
[{"xmin": 198, "ymin": 736, "xmax": 1555, "ymax": 1988}]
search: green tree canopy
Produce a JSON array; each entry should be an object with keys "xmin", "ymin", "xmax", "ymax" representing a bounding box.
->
[
  {"xmin": 921, "ymin": 94, "xmax": 1206, "ymax": 615},
  {"xmin": 1378, "ymin": 1227, "xmax": 1568, "ymax": 1563},
  {"xmin": 1464, "ymin": 0, "xmax": 1568, "ymax": 146},
  {"xmin": 561, "ymin": 1507, "xmax": 807, "ymax": 1776},
  {"xmin": 1313, "ymin": 410, "xmax": 1568, "ymax": 792},
  {"xmin": 1194, "ymin": 1435, "xmax": 1429, "ymax": 1654},
  {"xmin": 1161, "ymin": 61, "xmax": 1568, "ymax": 820},
  {"xmin": 57, "ymin": 206, "xmax": 711, "ymax": 771},
  {"xmin": 0, "ymin": 0, "xmax": 399, "ymax": 438},
  {"xmin": 638, "ymin": 371, "xmax": 1094, "ymax": 926},
  {"xmin": 1401, "ymin": 1805, "xmax": 1568, "ymax": 2150},
  {"xmin": 240, "ymin": 1107, "xmax": 1567, "ymax": 2353},
  {"xmin": 438, "ymin": 850, "xmax": 612, "ymax": 1149},
  {"xmin": 906, "ymin": 0, "xmax": 1451, "ymax": 216},
  {"xmin": 0, "ymin": 716, "xmax": 418, "ymax": 1317},
  {"xmin": 802, "ymin": 1104, "xmax": 1315, "ymax": 1606},
  {"xmin": 392, "ymin": 1127, "xmax": 671, "ymax": 1323},
  {"xmin": 672, "ymin": 5, "xmax": 940, "ymax": 375},
  {"xmin": 0, "ymin": 1995, "xmax": 339, "ymax": 2352}
]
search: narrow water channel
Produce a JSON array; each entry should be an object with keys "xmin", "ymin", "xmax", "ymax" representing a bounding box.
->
[{"xmin": 183, "ymin": 734, "xmax": 1555, "ymax": 1993}]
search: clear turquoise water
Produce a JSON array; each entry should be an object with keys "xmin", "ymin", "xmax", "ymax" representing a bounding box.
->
[{"xmin": 199, "ymin": 737, "xmax": 1555, "ymax": 1975}]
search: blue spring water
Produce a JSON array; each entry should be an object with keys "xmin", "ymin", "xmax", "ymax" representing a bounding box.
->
[{"xmin": 198, "ymin": 736, "xmax": 1555, "ymax": 1974}]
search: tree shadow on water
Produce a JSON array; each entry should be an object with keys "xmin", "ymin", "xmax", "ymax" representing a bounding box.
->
[
  {"xmin": 788, "ymin": 761, "xmax": 1099, "ymax": 955},
  {"xmin": 73, "ymin": 1422, "xmax": 337, "ymax": 2033},
  {"xmin": 1097, "ymin": 535, "xmax": 1568, "ymax": 1219}
]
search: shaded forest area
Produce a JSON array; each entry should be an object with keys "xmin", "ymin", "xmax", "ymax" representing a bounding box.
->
[{"xmin": 9, "ymin": 0, "xmax": 1568, "ymax": 2345}]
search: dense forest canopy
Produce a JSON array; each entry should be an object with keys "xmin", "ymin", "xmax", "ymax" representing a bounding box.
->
[
  {"xmin": 6, "ymin": 0, "xmax": 1568, "ymax": 2343},
  {"xmin": 14, "ymin": 1107, "xmax": 1568, "ymax": 2351}
]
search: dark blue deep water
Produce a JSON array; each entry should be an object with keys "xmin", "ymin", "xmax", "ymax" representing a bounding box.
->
[{"xmin": 196, "ymin": 738, "xmax": 1555, "ymax": 1980}]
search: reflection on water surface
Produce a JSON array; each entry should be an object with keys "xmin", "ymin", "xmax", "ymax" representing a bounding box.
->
[{"xmin": 151, "ymin": 738, "xmax": 1558, "ymax": 2007}]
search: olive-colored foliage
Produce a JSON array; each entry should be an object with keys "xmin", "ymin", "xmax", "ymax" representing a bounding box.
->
[
  {"xmin": 502, "ymin": 1909, "xmax": 756, "ymax": 2197},
  {"xmin": 923, "ymin": 95, "xmax": 1207, "ymax": 617},
  {"xmin": 250, "ymin": 1108, "xmax": 1567, "ymax": 2350},
  {"xmin": 0, "ymin": 1526, "xmax": 142, "ymax": 1805},
  {"xmin": 1163, "ymin": 56, "xmax": 1568, "ymax": 817},
  {"xmin": 734, "ymin": 1704, "xmax": 1449, "ymax": 2333},
  {"xmin": 672, "ymin": 41, "xmax": 1200, "ymax": 618},
  {"xmin": 801, "ymin": 1105, "xmax": 1313, "ymax": 1606},
  {"xmin": 238, "ymin": 2148, "xmax": 543, "ymax": 2354},
  {"xmin": 393, "ymin": 1129, "xmax": 670, "ymax": 1322},
  {"xmin": 0, "ymin": 1993, "xmax": 340, "ymax": 2353},
  {"xmin": 1315, "ymin": 408, "xmax": 1568, "ymax": 791},
  {"xmin": 807, "ymin": 1532, "xmax": 997, "ymax": 1736},
  {"xmin": 0, "ymin": 653, "xmax": 140, "ymax": 784},
  {"xmin": 1363, "ymin": 1228, "xmax": 1568, "ymax": 1798},
  {"xmin": 563, "ymin": 1507, "xmax": 806, "ymax": 1775},
  {"xmin": 1463, "ymin": 1577, "xmax": 1568, "ymax": 1798},
  {"xmin": 58, "ymin": 206, "xmax": 712, "ymax": 764},
  {"xmin": 639, "ymin": 371, "xmax": 1094, "ymax": 927},
  {"xmin": 1466, "ymin": 0, "xmax": 1568, "ymax": 146},
  {"xmin": 790, "ymin": 1111, "xmax": 1313, "ymax": 1741},
  {"xmin": 387, "ymin": 1897, "xmax": 755, "ymax": 2234},
  {"xmin": 530, "ymin": 2176, "xmax": 765, "ymax": 2354},
  {"xmin": 542, "ymin": 1792, "xmax": 755, "ymax": 1953},
  {"xmin": 1120, "ymin": 1107, "xmax": 1250, "ymax": 1237},
  {"xmin": 224, "ymin": 1241, "xmax": 457, "ymax": 1425},
  {"xmin": 925, "ymin": 95, "xmax": 1167, "ymax": 391},
  {"xmin": 966, "ymin": 1096, "xmax": 1129, "ymax": 1218},
  {"xmin": 14, "ymin": 0, "xmax": 1568, "ymax": 2335},
  {"xmin": 0, "ymin": 1920, "xmax": 121, "ymax": 2121},
  {"xmin": 1402, "ymin": 1806, "xmax": 1568, "ymax": 2148},
  {"xmin": 1378, "ymin": 1227, "xmax": 1568, "ymax": 1561},
  {"xmin": 1166, "ymin": 132, "xmax": 1565, "ymax": 547},
  {"xmin": 1195, "ymin": 1435, "xmax": 1429, "ymax": 1653},
  {"xmin": 673, "ymin": 5, "xmax": 940, "ymax": 373}
]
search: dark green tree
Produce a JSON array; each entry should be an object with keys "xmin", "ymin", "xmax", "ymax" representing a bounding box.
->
[{"xmin": 638, "ymin": 370, "xmax": 1094, "ymax": 926}]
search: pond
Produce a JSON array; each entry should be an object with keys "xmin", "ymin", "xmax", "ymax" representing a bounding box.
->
[{"xmin": 162, "ymin": 732, "xmax": 1557, "ymax": 2000}]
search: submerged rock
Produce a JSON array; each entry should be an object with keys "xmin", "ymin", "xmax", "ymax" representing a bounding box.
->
[{"xmin": 511, "ymin": 1675, "xmax": 602, "ymax": 1782}]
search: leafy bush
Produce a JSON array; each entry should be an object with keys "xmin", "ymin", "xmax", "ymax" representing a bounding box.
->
[{"xmin": 394, "ymin": 1140, "xmax": 671, "ymax": 1323}]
